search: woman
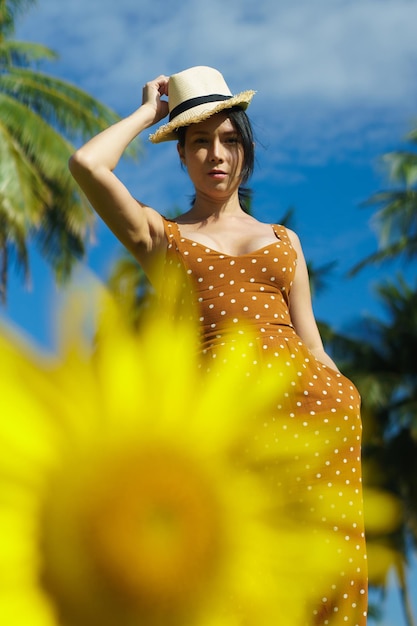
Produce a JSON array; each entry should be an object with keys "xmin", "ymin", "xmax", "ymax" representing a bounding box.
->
[{"xmin": 69, "ymin": 66, "xmax": 368, "ymax": 624}]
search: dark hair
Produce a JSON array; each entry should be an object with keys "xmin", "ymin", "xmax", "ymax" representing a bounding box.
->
[{"xmin": 176, "ymin": 106, "xmax": 254, "ymax": 211}]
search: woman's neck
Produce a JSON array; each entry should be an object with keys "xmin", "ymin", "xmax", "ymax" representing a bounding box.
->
[{"xmin": 184, "ymin": 193, "xmax": 244, "ymax": 222}]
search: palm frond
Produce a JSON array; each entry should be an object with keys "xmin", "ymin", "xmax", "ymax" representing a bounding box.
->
[
  {"xmin": 351, "ymin": 129, "xmax": 417, "ymax": 273},
  {"xmin": 1, "ymin": 68, "xmax": 126, "ymax": 139},
  {"xmin": 0, "ymin": 6, "xmax": 141, "ymax": 299},
  {"xmin": 0, "ymin": 113, "xmax": 49, "ymax": 227},
  {"xmin": 381, "ymin": 150, "xmax": 417, "ymax": 188},
  {"xmin": 350, "ymin": 237, "xmax": 417, "ymax": 275},
  {"xmin": 0, "ymin": 0, "xmax": 37, "ymax": 37},
  {"xmin": 0, "ymin": 39, "xmax": 58, "ymax": 67}
]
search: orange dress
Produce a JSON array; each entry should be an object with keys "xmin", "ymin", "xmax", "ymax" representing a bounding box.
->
[{"xmin": 162, "ymin": 217, "xmax": 368, "ymax": 625}]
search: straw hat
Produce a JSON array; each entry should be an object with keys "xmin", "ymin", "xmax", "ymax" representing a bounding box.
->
[{"xmin": 149, "ymin": 66, "xmax": 255, "ymax": 143}]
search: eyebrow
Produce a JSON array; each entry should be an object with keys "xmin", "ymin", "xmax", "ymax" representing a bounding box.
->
[{"xmin": 190, "ymin": 129, "xmax": 238, "ymax": 137}]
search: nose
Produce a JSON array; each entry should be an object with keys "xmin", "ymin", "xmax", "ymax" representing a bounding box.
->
[{"xmin": 209, "ymin": 138, "xmax": 223, "ymax": 162}]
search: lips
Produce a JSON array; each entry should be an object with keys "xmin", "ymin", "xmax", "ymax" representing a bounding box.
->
[{"xmin": 208, "ymin": 169, "xmax": 227, "ymax": 178}]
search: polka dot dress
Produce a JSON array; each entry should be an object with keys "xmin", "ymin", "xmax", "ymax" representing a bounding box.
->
[{"xmin": 162, "ymin": 218, "xmax": 368, "ymax": 625}]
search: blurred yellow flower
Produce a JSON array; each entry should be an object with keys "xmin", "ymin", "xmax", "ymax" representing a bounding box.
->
[{"xmin": 0, "ymin": 275, "xmax": 360, "ymax": 626}]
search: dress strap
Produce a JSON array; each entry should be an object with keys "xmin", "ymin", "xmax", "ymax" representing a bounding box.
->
[
  {"xmin": 272, "ymin": 224, "xmax": 292, "ymax": 246},
  {"xmin": 162, "ymin": 217, "xmax": 180, "ymax": 247}
]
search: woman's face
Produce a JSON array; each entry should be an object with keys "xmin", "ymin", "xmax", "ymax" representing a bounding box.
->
[{"xmin": 177, "ymin": 112, "xmax": 244, "ymax": 199}]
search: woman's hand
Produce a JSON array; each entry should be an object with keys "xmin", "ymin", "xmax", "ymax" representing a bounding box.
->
[{"xmin": 142, "ymin": 75, "xmax": 170, "ymax": 126}]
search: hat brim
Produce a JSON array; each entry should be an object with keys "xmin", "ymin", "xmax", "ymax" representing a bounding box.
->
[{"xmin": 149, "ymin": 90, "xmax": 256, "ymax": 144}]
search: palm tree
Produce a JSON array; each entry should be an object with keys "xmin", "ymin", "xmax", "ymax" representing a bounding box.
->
[
  {"xmin": 325, "ymin": 276, "xmax": 417, "ymax": 626},
  {"xmin": 351, "ymin": 128, "xmax": 417, "ymax": 274},
  {"xmin": 0, "ymin": 0, "xmax": 138, "ymax": 301},
  {"xmin": 342, "ymin": 117, "xmax": 417, "ymax": 622}
]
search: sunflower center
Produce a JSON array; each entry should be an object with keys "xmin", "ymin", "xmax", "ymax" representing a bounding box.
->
[{"xmin": 84, "ymin": 446, "xmax": 222, "ymax": 612}]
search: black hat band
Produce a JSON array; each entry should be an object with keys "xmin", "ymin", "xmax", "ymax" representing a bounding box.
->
[{"xmin": 169, "ymin": 94, "xmax": 232, "ymax": 121}]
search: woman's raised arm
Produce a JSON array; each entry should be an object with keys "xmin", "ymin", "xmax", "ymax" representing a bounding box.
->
[{"xmin": 69, "ymin": 76, "xmax": 170, "ymax": 271}]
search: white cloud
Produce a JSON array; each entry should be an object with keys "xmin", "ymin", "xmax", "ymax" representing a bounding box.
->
[
  {"xmin": 14, "ymin": 0, "xmax": 417, "ymax": 162},
  {"xmin": 9, "ymin": 0, "xmax": 417, "ymax": 335},
  {"xmin": 18, "ymin": 0, "xmax": 417, "ymax": 99}
]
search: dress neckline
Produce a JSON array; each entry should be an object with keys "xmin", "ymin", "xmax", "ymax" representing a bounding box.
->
[{"xmin": 166, "ymin": 219, "xmax": 282, "ymax": 259}]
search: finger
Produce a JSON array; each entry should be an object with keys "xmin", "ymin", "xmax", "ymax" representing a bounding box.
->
[{"xmin": 155, "ymin": 75, "xmax": 169, "ymax": 97}]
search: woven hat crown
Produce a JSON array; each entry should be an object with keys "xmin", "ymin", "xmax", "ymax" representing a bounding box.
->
[
  {"xmin": 168, "ymin": 66, "xmax": 232, "ymax": 117},
  {"xmin": 149, "ymin": 66, "xmax": 255, "ymax": 143}
]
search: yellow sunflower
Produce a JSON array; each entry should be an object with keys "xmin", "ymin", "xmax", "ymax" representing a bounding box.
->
[{"xmin": 0, "ymin": 273, "xmax": 348, "ymax": 626}]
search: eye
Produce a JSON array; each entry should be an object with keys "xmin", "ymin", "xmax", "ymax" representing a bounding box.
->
[{"xmin": 225, "ymin": 136, "xmax": 239, "ymax": 144}]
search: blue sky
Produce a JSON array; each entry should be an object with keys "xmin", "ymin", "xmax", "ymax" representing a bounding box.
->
[
  {"xmin": 2, "ymin": 0, "xmax": 417, "ymax": 619},
  {"xmin": 4, "ymin": 0, "xmax": 417, "ymax": 352}
]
